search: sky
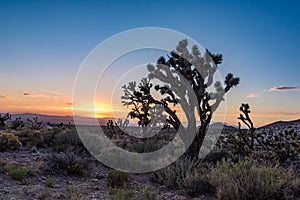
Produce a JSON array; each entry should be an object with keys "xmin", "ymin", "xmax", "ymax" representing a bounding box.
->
[{"xmin": 0, "ymin": 0, "xmax": 299, "ymax": 126}]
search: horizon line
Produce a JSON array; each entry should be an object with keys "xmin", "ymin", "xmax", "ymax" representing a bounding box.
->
[{"xmin": 1, "ymin": 111, "xmax": 299, "ymax": 128}]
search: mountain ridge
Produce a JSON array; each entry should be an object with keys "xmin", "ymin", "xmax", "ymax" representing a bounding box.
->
[
  {"xmin": 258, "ymin": 119, "xmax": 300, "ymax": 130},
  {"xmin": 2, "ymin": 112, "xmax": 299, "ymax": 128}
]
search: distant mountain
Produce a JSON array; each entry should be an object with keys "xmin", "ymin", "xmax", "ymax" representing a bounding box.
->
[
  {"xmin": 209, "ymin": 122, "xmax": 237, "ymax": 130},
  {"xmin": 10, "ymin": 113, "xmax": 74, "ymax": 125},
  {"xmin": 4, "ymin": 113, "xmax": 299, "ymax": 130},
  {"xmin": 209, "ymin": 119, "xmax": 299, "ymax": 131},
  {"xmin": 258, "ymin": 119, "xmax": 300, "ymax": 130},
  {"xmin": 7, "ymin": 113, "xmax": 113, "ymax": 126}
]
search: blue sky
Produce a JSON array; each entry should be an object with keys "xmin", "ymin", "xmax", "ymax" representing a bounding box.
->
[{"xmin": 0, "ymin": 0, "xmax": 299, "ymax": 125}]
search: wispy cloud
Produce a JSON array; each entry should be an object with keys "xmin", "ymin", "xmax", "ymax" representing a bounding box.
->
[
  {"xmin": 0, "ymin": 94, "xmax": 9, "ymax": 99},
  {"xmin": 66, "ymin": 102, "xmax": 73, "ymax": 106},
  {"xmin": 23, "ymin": 92, "xmax": 60, "ymax": 101},
  {"xmin": 247, "ymin": 86, "xmax": 300, "ymax": 98},
  {"xmin": 268, "ymin": 86, "xmax": 300, "ymax": 92},
  {"xmin": 247, "ymin": 93, "xmax": 260, "ymax": 98},
  {"xmin": 40, "ymin": 89, "xmax": 63, "ymax": 95}
]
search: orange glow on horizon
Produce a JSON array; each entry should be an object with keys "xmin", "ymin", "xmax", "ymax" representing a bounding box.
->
[
  {"xmin": 0, "ymin": 106, "xmax": 298, "ymax": 127},
  {"xmin": 1, "ymin": 98, "xmax": 299, "ymax": 127}
]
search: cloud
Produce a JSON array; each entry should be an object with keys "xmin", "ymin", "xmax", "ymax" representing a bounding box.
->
[
  {"xmin": 247, "ymin": 93, "xmax": 260, "ymax": 98},
  {"xmin": 23, "ymin": 92, "xmax": 60, "ymax": 101},
  {"xmin": 246, "ymin": 86, "xmax": 299, "ymax": 98},
  {"xmin": 66, "ymin": 102, "xmax": 73, "ymax": 106},
  {"xmin": 0, "ymin": 94, "xmax": 9, "ymax": 99},
  {"xmin": 268, "ymin": 86, "xmax": 300, "ymax": 92},
  {"xmin": 40, "ymin": 89, "xmax": 63, "ymax": 95}
]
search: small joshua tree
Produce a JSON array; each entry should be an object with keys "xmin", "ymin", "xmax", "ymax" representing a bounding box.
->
[
  {"xmin": 107, "ymin": 120, "xmax": 115, "ymax": 128},
  {"xmin": 10, "ymin": 117, "xmax": 25, "ymax": 130},
  {"xmin": 121, "ymin": 39, "xmax": 239, "ymax": 159},
  {"xmin": 0, "ymin": 113, "xmax": 11, "ymax": 130},
  {"xmin": 228, "ymin": 103, "xmax": 300, "ymax": 162},
  {"xmin": 27, "ymin": 116, "xmax": 43, "ymax": 130},
  {"xmin": 231, "ymin": 103, "xmax": 257, "ymax": 155}
]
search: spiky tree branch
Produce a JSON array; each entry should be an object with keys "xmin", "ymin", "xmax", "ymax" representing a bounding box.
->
[
  {"xmin": 0, "ymin": 113, "xmax": 11, "ymax": 127},
  {"xmin": 121, "ymin": 39, "xmax": 239, "ymax": 159},
  {"xmin": 230, "ymin": 103, "xmax": 299, "ymax": 162}
]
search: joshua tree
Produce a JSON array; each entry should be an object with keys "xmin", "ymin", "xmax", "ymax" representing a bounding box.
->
[
  {"xmin": 27, "ymin": 116, "xmax": 43, "ymax": 130},
  {"xmin": 231, "ymin": 103, "xmax": 300, "ymax": 162},
  {"xmin": 237, "ymin": 103, "xmax": 256, "ymax": 152},
  {"xmin": 121, "ymin": 39, "xmax": 239, "ymax": 159},
  {"xmin": 10, "ymin": 117, "xmax": 25, "ymax": 130},
  {"xmin": 0, "ymin": 113, "xmax": 11, "ymax": 129}
]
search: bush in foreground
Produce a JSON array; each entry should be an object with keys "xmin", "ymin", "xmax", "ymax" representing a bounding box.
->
[
  {"xmin": 107, "ymin": 169, "xmax": 133, "ymax": 189},
  {"xmin": 109, "ymin": 188, "xmax": 135, "ymax": 200},
  {"xmin": 179, "ymin": 173, "xmax": 214, "ymax": 197},
  {"xmin": 140, "ymin": 186, "xmax": 158, "ymax": 200},
  {"xmin": 5, "ymin": 162, "xmax": 29, "ymax": 181},
  {"xmin": 0, "ymin": 131, "xmax": 22, "ymax": 152},
  {"xmin": 151, "ymin": 157, "xmax": 200, "ymax": 189},
  {"xmin": 48, "ymin": 150, "xmax": 88, "ymax": 176},
  {"xmin": 208, "ymin": 159, "xmax": 294, "ymax": 200}
]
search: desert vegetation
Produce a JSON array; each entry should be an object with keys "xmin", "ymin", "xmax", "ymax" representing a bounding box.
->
[
  {"xmin": 0, "ymin": 111, "xmax": 299, "ymax": 199},
  {"xmin": 0, "ymin": 40, "xmax": 299, "ymax": 199}
]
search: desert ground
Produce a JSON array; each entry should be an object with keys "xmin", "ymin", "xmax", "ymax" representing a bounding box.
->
[{"xmin": 0, "ymin": 116, "xmax": 299, "ymax": 200}]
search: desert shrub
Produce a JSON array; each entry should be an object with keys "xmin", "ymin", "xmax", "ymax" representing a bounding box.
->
[
  {"xmin": 179, "ymin": 173, "xmax": 214, "ymax": 197},
  {"xmin": 109, "ymin": 188, "xmax": 135, "ymax": 200},
  {"xmin": 27, "ymin": 130, "xmax": 45, "ymax": 148},
  {"xmin": 9, "ymin": 117, "xmax": 25, "ymax": 130},
  {"xmin": 248, "ymin": 149, "xmax": 277, "ymax": 162},
  {"xmin": 51, "ymin": 126, "xmax": 64, "ymax": 135},
  {"xmin": 62, "ymin": 182, "xmax": 81, "ymax": 200},
  {"xmin": 107, "ymin": 170, "xmax": 133, "ymax": 189},
  {"xmin": 284, "ymin": 178, "xmax": 300, "ymax": 200},
  {"xmin": 45, "ymin": 177, "xmax": 55, "ymax": 188},
  {"xmin": 48, "ymin": 150, "xmax": 88, "ymax": 176},
  {"xmin": 14, "ymin": 128, "xmax": 31, "ymax": 144},
  {"xmin": 5, "ymin": 163, "xmax": 29, "ymax": 180},
  {"xmin": 227, "ymin": 128, "xmax": 300, "ymax": 164},
  {"xmin": 140, "ymin": 187, "xmax": 157, "ymax": 200},
  {"xmin": 52, "ymin": 128, "xmax": 82, "ymax": 152},
  {"xmin": 0, "ymin": 131, "xmax": 22, "ymax": 151},
  {"xmin": 14, "ymin": 128, "xmax": 46, "ymax": 148},
  {"xmin": 260, "ymin": 128, "xmax": 300, "ymax": 162},
  {"xmin": 37, "ymin": 189, "xmax": 52, "ymax": 199},
  {"xmin": 208, "ymin": 159, "xmax": 294, "ymax": 200},
  {"xmin": 41, "ymin": 130, "xmax": 56, "ymax": 147},
  {"xmin": 231, "ymin": 128, "xmax": 300, "ymax": 164},
  {"xmin": 151, "ymin": 157, "xmax": 204, "ymax": 190},
  {"xmin": 126, "ymin": 139, "xmax": 165, "ymax": 153},
  {"xmin": 14, "ymin": 127, "xmax": 82, "ymax": 150},
  {"xmin": 203, "ymin": 148, "xmax": 235, "ymax": 164},
  {"xmin": 151, "ymin": 156, "xmax": 214, "ymax": 197}
]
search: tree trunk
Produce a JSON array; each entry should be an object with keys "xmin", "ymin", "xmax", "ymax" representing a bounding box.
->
[{"xmin": 183, "ymin": 128, "xmax": 206, "ymax": 160}]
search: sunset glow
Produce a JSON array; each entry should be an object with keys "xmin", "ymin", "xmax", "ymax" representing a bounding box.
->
[{"xmin": 0, "ymin": 1, "xmax": 299, "ymax": 127}]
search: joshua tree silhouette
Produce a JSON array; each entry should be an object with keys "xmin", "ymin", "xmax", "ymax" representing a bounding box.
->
[
  {"xmin": 0, "ymin": 113, "xmax": 11, "ymax": 129},
  {"xmin": 122, "ymin": 39, "xmax": 239, "ymax": 159}
]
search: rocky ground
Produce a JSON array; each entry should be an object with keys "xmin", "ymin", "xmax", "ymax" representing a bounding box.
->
[
  {"xmin": 1, "ymin": 119, "xmax": 298, "ymax": 200},
  {"xmin": 0, "ymin": 147, "xmax": 216, "ymax": 200}
]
